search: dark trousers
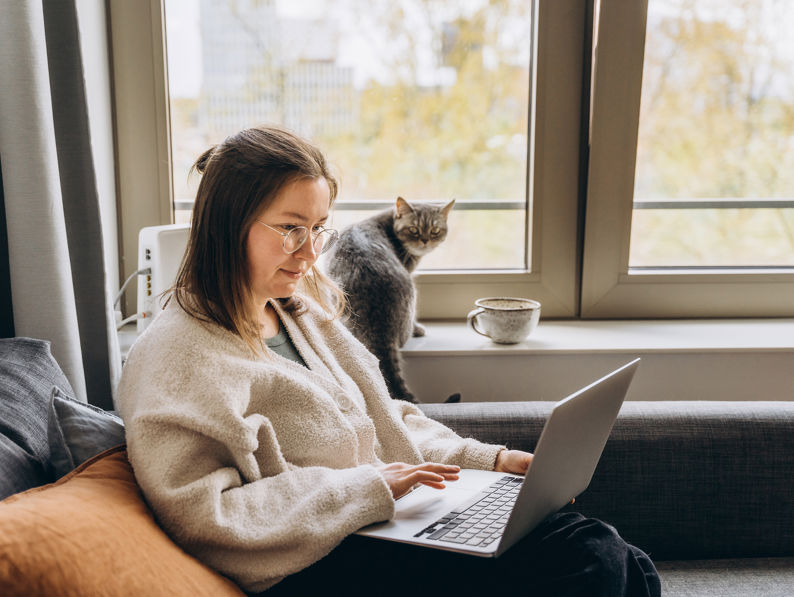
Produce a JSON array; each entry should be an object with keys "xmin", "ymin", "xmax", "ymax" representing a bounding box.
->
[{"xmin": 264, "ymin": 512, "xmax": 661, "ymax": 596}]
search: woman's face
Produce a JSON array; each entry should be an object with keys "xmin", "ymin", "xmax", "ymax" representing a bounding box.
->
[{"xmin": 246, "ymin": 177, "xmax": 331, "ymax": 306}]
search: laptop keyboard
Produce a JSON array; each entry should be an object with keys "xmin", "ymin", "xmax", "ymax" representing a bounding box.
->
[{"xmin": 414, "ymin": 475, "xmax": 521, "ymax": 548}]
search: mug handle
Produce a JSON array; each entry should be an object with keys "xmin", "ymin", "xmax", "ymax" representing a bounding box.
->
[{"xmin": 467, "ymin": 308, "xmax": 489, "ymax": 338}]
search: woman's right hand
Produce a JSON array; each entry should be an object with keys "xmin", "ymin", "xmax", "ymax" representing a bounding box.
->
[{"xmin": 376, "ymin": 462, "xmax": 460, "ymax": 499}]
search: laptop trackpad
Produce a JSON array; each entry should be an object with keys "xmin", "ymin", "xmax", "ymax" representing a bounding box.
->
[{"xmin": 357, "ymin": 469, "xmax": 506, "ymax": 538}]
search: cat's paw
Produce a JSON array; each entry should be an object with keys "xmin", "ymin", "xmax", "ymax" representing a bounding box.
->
[{"xmin": 412, "ymin": 323, "xmax": 426, "ymax": 337}]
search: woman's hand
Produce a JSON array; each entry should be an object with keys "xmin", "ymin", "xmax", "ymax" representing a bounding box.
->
[
  {"xmin": 493, "ymin": 450, "xmax": 575, "ymax": 504},
  {"xmin": 377, "ymin": 462, "xmax": 460, "ymax": 499},
  {"xmin": 494, "ymin": 449, "xmax": 533, "ymax": 475}
]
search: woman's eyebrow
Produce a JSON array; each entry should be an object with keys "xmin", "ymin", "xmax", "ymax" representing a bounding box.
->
[{"xmin": 276, "ymin": 211, "xmax": 329, "ymax": 223}]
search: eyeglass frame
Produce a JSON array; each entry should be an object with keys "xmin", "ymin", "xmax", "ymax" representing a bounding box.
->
[{"xmin": 255, "ymin": 219, "xmax": 339, "ymax": 255}]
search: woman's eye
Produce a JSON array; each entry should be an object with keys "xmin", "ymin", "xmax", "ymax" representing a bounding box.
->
[{"xmin": 281, "ymin": 224, "xmax": 297, "ymax": 231}]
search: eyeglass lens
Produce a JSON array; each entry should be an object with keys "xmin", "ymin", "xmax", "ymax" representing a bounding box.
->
[{"xmin": 284, "ymin": 227, "xmax": 337, "ymax": 254}]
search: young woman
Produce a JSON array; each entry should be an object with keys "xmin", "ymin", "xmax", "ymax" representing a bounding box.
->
[{"xmin": 117, "ymin": 125, "xmax": 660, "ymax": 596}]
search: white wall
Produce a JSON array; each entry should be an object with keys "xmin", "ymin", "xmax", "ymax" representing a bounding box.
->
[
  {"xmin": 404, "ymin": 351, "xmax": 794, "ymax": 403},
  {"xmin": 401, "ymin": 321, "xmax": 794, "ymax": 403}
]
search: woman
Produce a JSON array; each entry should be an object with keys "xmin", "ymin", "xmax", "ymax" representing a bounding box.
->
[{"xmin": 117, "ymin": 125, "xmax": 660, "ymax": 596}]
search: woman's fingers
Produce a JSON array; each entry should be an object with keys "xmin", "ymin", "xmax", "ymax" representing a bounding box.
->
[
  {"xmin": 413, "ymin": 464, "xmax": 460, "ymax": 484},
  {"xmin": 409, "ymin": 470, "xmax": 450, "ymax": 486},
  {"xmin": 413, "ymin": 462, "xmax": 460, "ymax": 473},
  {"xmin": 377, "ymin": 462, "xmax": 461, "ymax": 498}
]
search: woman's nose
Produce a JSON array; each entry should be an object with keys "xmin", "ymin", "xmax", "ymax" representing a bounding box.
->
[{"xmin": 295, "ymin": 237, "xmax": 319, "ymax": 260}]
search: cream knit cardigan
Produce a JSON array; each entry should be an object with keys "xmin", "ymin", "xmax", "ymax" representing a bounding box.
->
[{"xmin": 117, "ymin": 298, "xmax": 504, "ymax": 592}]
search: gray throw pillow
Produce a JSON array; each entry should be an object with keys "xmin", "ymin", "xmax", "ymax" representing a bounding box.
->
[
  {"xmin": 48, "ymin": 387, "xmax": 126, "ymax": 479},
  {"xmin": 0, "ymin": 338, "xmax": 75, "ymax": 499}
]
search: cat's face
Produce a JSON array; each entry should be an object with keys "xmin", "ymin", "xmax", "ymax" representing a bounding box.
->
[{"xmin": 392, "ymin": 197, "xmax": 454, "ymax": 257}]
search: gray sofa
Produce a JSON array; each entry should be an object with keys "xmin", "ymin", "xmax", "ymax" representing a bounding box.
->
[
  {"xmin": 420, "ymin": 401, "xmax": 794, "ymax": 596},
  {"xmin": 1, "ymin": 338, "xmax": 792, "ymax": 595}
]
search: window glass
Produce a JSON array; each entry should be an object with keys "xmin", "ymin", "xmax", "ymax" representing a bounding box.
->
[
  {"xmin": 164, "ymin": 0, "xmax": 532, "ymax": 270},
  {"xmin": 630, "ymin": 0, "xmax": 794, "ymax": 268}
]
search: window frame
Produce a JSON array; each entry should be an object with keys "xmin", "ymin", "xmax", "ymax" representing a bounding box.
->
[
  {"xmin": 582, "ymin": 0, "xmax": 794, "ymax": 318},
  {"xmin": 109, "ymin": 0, "xmax": 173, "ymax": 314},
  {"xmin": 108, "ymin": 0, "xmax": 588, "ymax": 320},
  {"xmin": 415, "ymin": 0, "xmax": 588, "ymax": 319}
]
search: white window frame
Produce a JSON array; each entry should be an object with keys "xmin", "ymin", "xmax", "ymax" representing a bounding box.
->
[
  {"xmin": 109, "ymin": 0, "xmax": 173, "ymax": 313},
  {"xmin": 415, "ymin": 0, "xmax": 588, "ymax": 319},
  {"xmin": 582, "ymin": 0, "xmax": 794, "ymax": 318},
  {"xmin": 108, "ymin": 0, "xmax": 588, "ymax": 320}
]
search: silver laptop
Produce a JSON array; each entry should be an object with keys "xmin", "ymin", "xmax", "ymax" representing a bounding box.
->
[{"xmin": 356, "ymin": 358, "xmax": 640, "ymax": 557}]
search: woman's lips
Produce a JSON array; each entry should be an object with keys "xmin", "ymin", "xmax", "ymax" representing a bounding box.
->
[{"xmin": 281, "ymin": 269, "xmax": 304, "ymax": 279}]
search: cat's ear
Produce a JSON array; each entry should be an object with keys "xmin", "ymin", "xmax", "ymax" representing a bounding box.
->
[
  {"xmin": 395, "ymin": 196, "xmax": 414, "ymax": 218},
  {"xmin": 442, "ymin": 199, "xmax": 456, "ymax": 219}
]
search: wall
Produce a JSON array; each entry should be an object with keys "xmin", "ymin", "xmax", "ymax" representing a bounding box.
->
[
  {"xmin": 401, "ymin": 321, "xmax": 794, "ymax": 403},
  {"xmin": 404, "ymin": 352, "xmax": 794, "ymax": 403}
]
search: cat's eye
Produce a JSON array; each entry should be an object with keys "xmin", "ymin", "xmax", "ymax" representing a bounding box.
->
[
  {"xmin": 408, "ymin": 227, "xmax": 419, "ymax": 236},
  {"xmin": 430, "ymin": 227, "xmax": 441, "ymax": 235}
]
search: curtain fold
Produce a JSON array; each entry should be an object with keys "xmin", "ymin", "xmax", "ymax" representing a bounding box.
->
[
  {"xmin": 0, "ymin": 0, "xmax": 119, "ymax": 409},
  {"xmin": 0, "ymin": 159, "xmax": 13, "ymax": 339}
]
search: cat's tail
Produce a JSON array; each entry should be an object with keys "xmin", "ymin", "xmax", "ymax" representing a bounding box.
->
[
  {"xmin": 378, "ymin": 341, "xmax": 417, "ymax": 403},
  {"xmin": 377, "ymin": 344, "xmax": 462, "ymax": 403}
]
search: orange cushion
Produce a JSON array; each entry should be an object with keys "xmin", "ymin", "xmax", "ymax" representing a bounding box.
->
[{"xmin": 0, "ymin": 445, "xmax": 244, "ymax": 597}]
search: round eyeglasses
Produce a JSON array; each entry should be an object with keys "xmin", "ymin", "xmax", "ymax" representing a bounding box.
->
[{"xmin": 256, "ymin": 220, "xmax": 339, "ymax": 255}]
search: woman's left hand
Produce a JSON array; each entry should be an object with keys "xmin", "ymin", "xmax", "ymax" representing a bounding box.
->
[
  {"xmin": 494, "ymin": 449, "xmax": 533, "ymax": 475},
  {"xmin": 494, "ymin": 450, "xmax": 574, "ymax": 503}
]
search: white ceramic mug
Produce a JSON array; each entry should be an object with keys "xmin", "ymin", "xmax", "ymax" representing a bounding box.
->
[{"xmin": 467, "ymin": 297, "xmax": 541, "ymax": 344}]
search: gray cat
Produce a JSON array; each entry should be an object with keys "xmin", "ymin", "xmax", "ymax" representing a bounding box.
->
[{"xmin": 325, "ymin": 197, "xmax": 455, "ymax": 403}]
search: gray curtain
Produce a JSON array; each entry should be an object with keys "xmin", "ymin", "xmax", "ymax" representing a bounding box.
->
[
  {"xmin": 0, "ymin": 158, "xmax": 12, "ymax": 339},
  {"xmin": 0, "ymin": 1, "xmax": 119, "ymax": 409}
]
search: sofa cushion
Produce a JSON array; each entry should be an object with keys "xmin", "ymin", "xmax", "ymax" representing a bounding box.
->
[
  {"xmin": 0, "ymin": 445, "xmax": 245, "ymax": 597},
  {"xmin": 0, "ymin": 337, "xmax": 75, "ymax": 499},
  {"xmin": 420, "ymin": 401, "xmax": 794, "ymax": 560},
  {"xmin": 48, "ymin": 386, "xmax": 126, "ymax": 478}
]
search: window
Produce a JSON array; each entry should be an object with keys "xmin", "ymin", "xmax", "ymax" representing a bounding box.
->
[
  {"xmin": 112, "ymin": 1, "xmax": 794, "ymax": 319},
  {"xmin": 631, "ymin": 0, "xmax": 794, "ymax": 269},
  {"xmin": 582, "ymin": 0, "xmax": 794, "ymax": 317},
  {"xmin": 111, "ymin": 0, "xmax": 585, "ymax": 319},
  {"xmin": 165, "ymin": 0, "xmax": 532, "ymax": 270}
]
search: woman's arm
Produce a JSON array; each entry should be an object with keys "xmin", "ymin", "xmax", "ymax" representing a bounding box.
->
[
  {"xmin": 117, "ymin": 310, "xmax": 395, "ymax": 593},
  {"xmin": 124, "ymin": 409, "xmax": 394, "ymax": 593},
  {"xmin": 391, "ymin": 401, "xmax": 506, "ymax": 471}
]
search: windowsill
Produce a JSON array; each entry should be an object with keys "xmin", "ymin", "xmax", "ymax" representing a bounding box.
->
[
  {"xmin": 120, "ymin": 318, "xmax": 794, "ymax": 359},
  {"xmin": 401, "ymin": 319, "xmax": 794, "ymax": 403},
  {"xmin": 403, "ymin": 318, "xmax": 794, "ymax": 356}
]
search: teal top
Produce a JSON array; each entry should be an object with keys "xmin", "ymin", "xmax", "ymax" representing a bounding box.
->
[{"xmin": 265, "ymin": 320, "xmax": 307, "ymax": 368}]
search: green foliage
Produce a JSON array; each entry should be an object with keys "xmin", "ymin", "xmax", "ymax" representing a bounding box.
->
[
  {"xmin": 632, "ymin": 0, "xmax": 794, "ymax": 266},
  {"xmin": 313, "ymin": 0, "xmax": 530, "ymax": 202}
]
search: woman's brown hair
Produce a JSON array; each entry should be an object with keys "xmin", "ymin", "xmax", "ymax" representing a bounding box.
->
[{"xmin": 171, "ymin": 125, "xmax": 345, "ymax": 353}]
